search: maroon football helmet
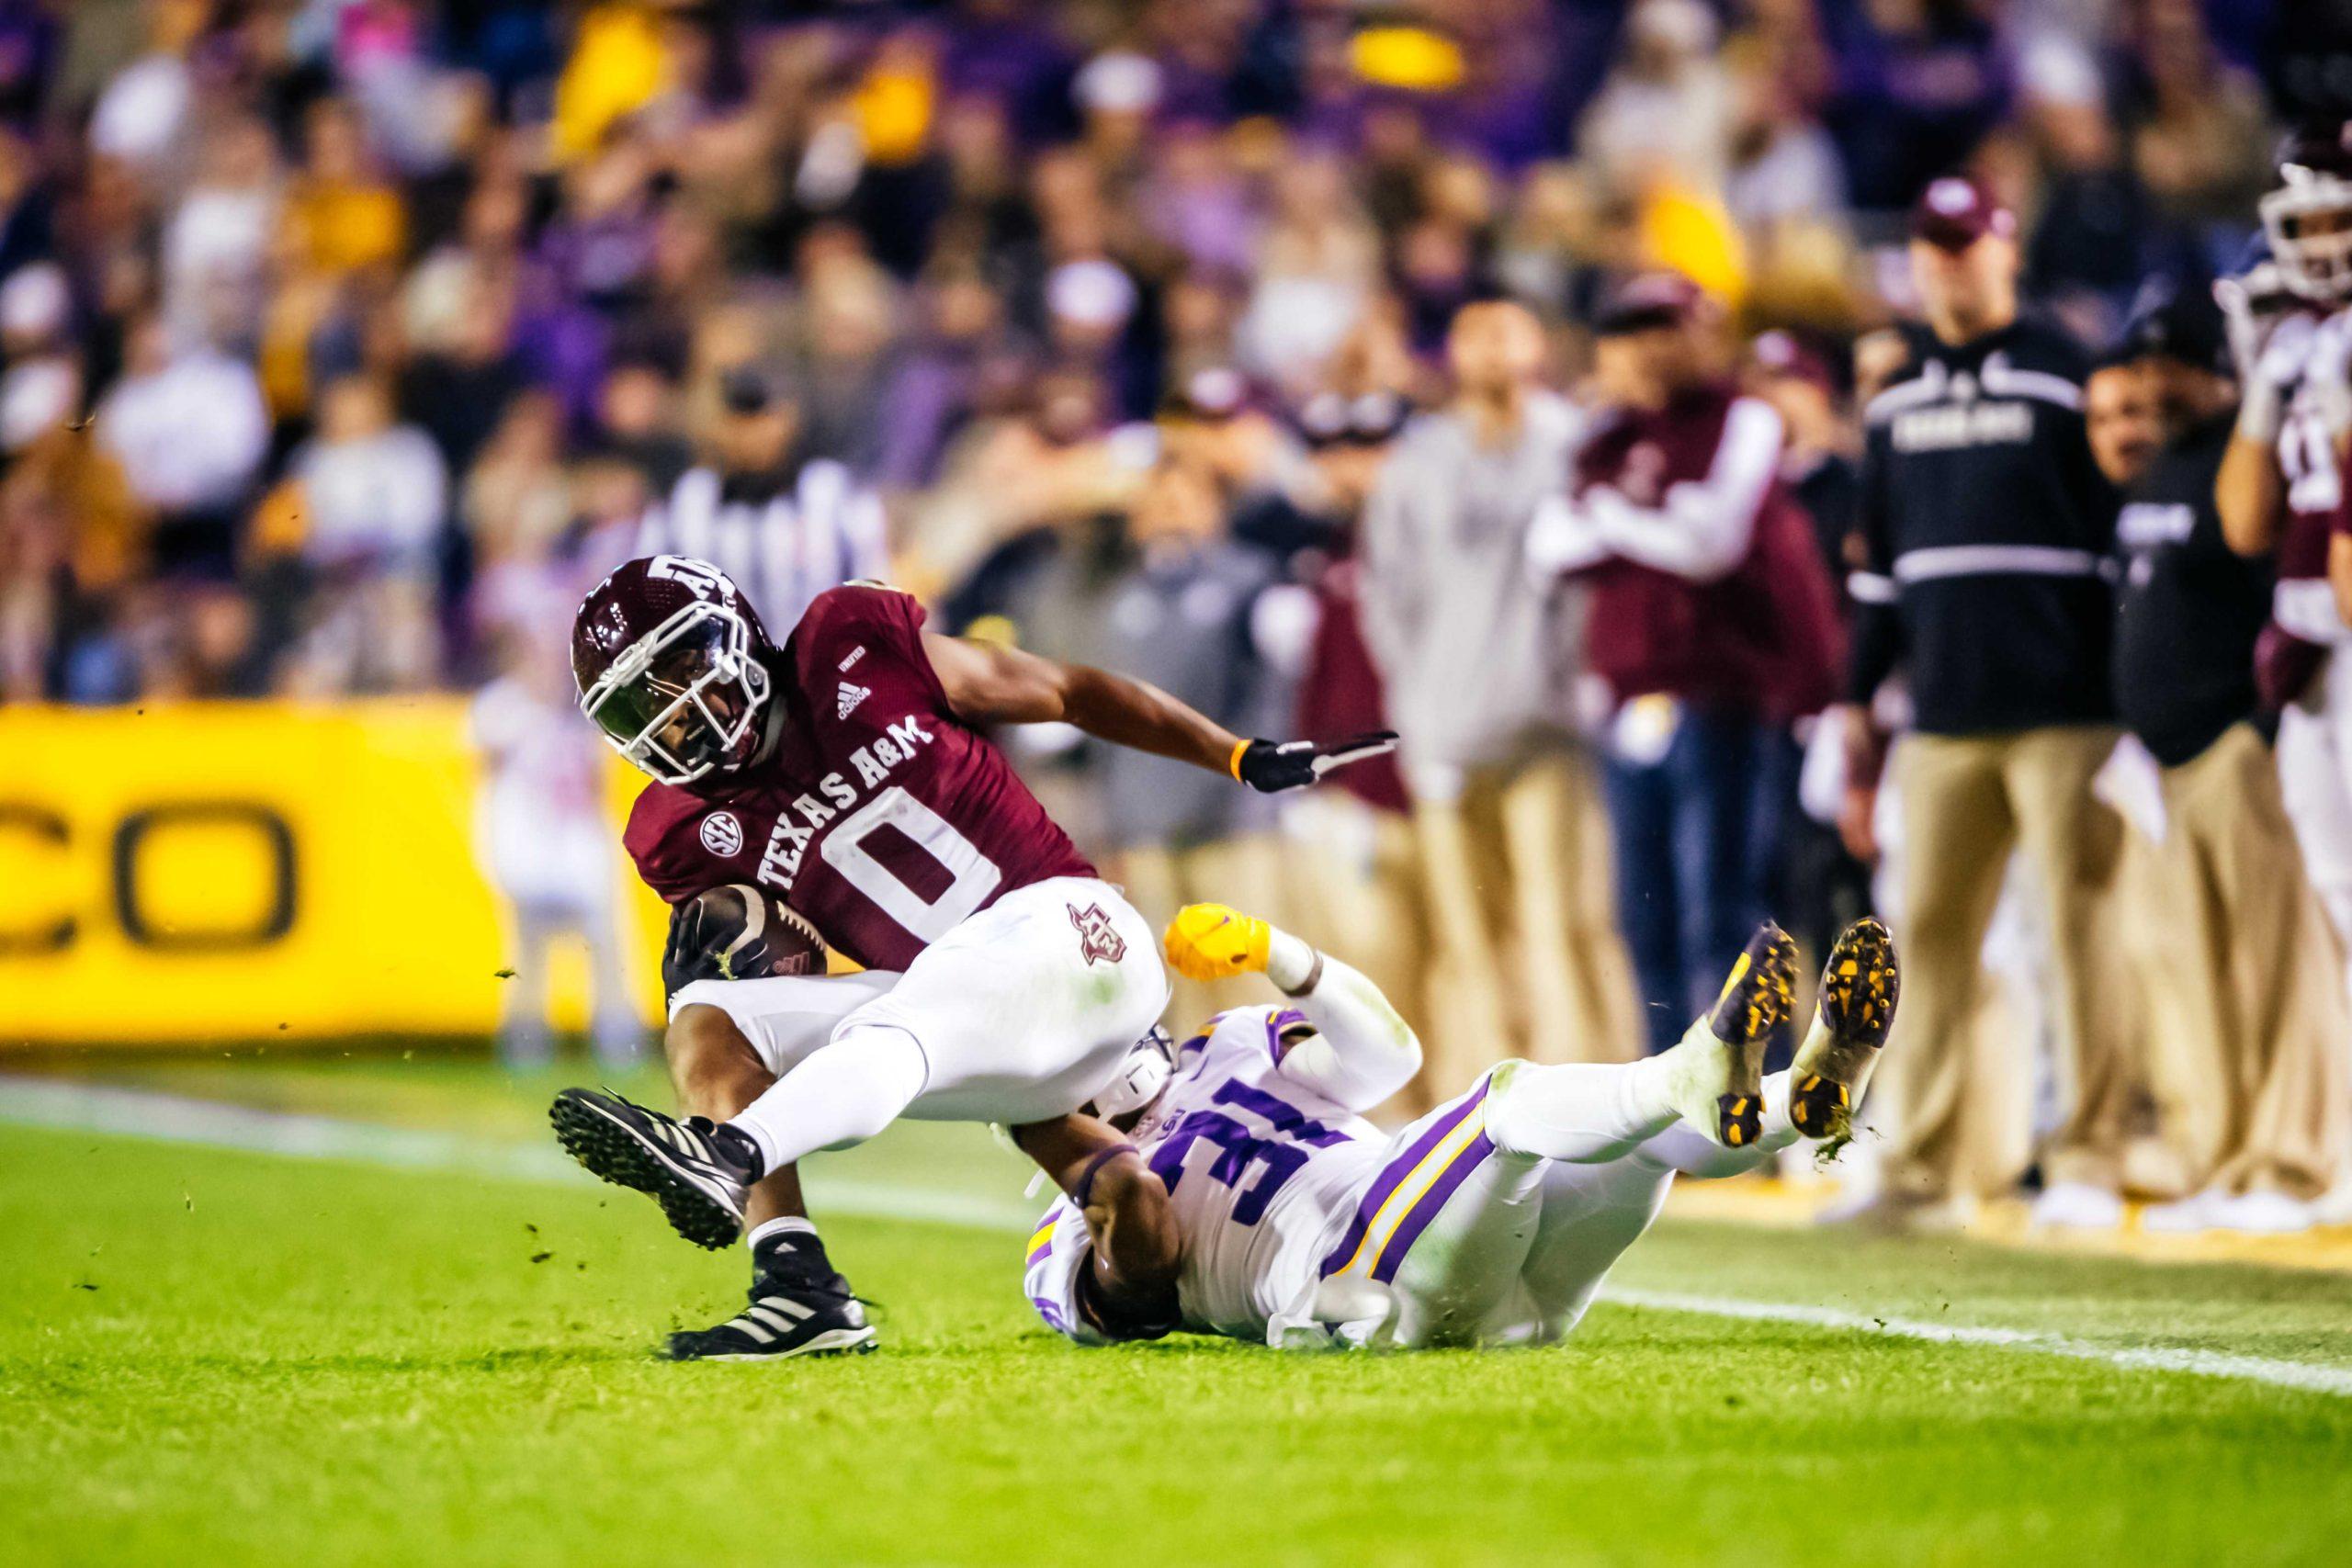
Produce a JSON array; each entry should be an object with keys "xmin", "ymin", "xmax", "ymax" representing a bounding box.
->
[
  {"xmin": 571, "ymin": 555, "xmax": 775, "ymax": 784},
  {"xmin": 2264, "ymin": 122, "xmax": 2352, "ymax": 304}
]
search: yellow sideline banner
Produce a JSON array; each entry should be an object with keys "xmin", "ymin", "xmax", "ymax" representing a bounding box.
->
[{"xmin": 0, "ymin": 701, "xmax": 668, "ymax": 1046}]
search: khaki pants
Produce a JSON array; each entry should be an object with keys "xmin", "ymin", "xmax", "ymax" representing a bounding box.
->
[
  {"xmin": 1281, "ymin": 794, "xmax": 1442, "ymax": 1116},
  {"xmin": 1411, "ymin": 750, "xmax": 1640, "ymax": 1095},
  {"xmin": 1115, "ymin": 836, "xmax": 1294, "ymax": 1028},
  {"xmin": 1882, "ymin": 726, "xmax": 2132, "ymax": 1199},
  {"xmin": 2149, "ymin": 725, "xmax": 2351, "ymax": 1200}
]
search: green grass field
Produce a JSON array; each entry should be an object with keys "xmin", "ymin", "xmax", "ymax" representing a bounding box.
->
[{"xmin": 5, "ymin": 1055, "xmax": 2350, "ymax": 1567}]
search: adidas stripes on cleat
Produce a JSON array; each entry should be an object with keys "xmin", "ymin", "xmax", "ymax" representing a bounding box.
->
[
  {"xmin": 1790, "ymin": 917, "xmax": 1902, "ymax": 1142},
  {"xmin": 1668, "ymin": 922, "xmax": 1799, "ymax": 1149},
  {"xmin": 549, "ymin": 1088, "xmax": 757, "ymax": 1250},
  {"xmin": 663, "ymin": 1280, "xmax": 878, "ymax": 1362}
]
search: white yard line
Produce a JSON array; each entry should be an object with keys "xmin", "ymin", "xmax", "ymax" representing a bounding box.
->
[
  {"xmin": 0, "ymin": 1076, "xmax": 1041, "ymax": 1234},
  {"xmin": 1600, "ymin": 1287, "xmax": 2352, "ymax": 1399},
  {"xmin": 6, "ymin": 1075, "xmax": 2348, "ymax": 1399}
]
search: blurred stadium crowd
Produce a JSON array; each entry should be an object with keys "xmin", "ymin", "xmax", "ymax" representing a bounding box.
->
[
  {"xmin": 0, "ymin": 0, "xmax": 2280, "ymax": 698},
  {"xmin": 5, "ymin": 1, "xmax": 2348, "ymax": 1232}
]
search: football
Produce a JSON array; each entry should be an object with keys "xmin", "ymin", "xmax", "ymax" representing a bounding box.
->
[{"xmin": 680, "ymin": 883, "xmax": 829, "ymax": 983}]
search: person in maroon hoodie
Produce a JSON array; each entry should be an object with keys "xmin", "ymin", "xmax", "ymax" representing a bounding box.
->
[{"xmin": 1530, "ymin": 273, "xmax": 1841, "ymax": 1053}]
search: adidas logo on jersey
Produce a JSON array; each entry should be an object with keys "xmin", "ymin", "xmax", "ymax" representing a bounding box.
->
[{"xmin": 837, "ymin": 682, "xmax": 871, "ymax": 719}]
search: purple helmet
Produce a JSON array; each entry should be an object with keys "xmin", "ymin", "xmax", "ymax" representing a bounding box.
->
[{"xmin": 571, "ymin": 555, "xmax": 775, "ymax": 785}]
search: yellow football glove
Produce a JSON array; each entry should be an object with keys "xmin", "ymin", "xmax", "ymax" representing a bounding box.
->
[{"xmin": 1163, "ymin": 903, "xmax": 1272, "ymax": 983}]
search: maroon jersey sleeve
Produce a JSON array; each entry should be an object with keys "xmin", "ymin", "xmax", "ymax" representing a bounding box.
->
[
  {"xmin": 622, "ymin": 784, "xmax": 746, "ymax": 905},
  {"xmin": 787, "ymin": 583, "xmax": 956, "ymax": 724}
]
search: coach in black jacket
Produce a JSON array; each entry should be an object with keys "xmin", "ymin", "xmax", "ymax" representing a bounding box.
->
[
  {"xmin": 1834, "ymin": 177, "xmax": 2130, "ymax": 1230},
  {"xmin": 2094, "ymin": 302, "xmax": 2349, "ymax": 1234}
]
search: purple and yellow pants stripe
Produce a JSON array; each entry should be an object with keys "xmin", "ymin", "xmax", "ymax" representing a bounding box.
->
[
  {"xmin": 1319, "ymin": 1076, "xmax": 1498, "ymax": 1285},
  {"xmin": 1026, "ymin": 1216, "xmax": 1059, "ymax": 1269}
]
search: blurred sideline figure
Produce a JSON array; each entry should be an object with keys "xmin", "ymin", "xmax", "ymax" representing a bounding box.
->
[
  {"xmin": 284, "ymin": 372, "xmax": 448, "ymax": 694},
  {"xmin": 2090, "ymin": 301, "xmax": 2350, "ymax": 1234},
  {"xmin": 469, "ymin": 637, "xmax": 640, "ymax": 1070},
  {"xmin": 1531, "ymin": 273, "xmax": 1840, "ymax": 1055},
  {"xmin": 1835, "ymin": 179, "xmax": 2132, "ymax": 1230},
  {"xmin": 1095, "ymin": 457, "xmax": 1292, "ymax": 1025},
  {"xmin": 1279, "ymin": 387, "xmax": 1443, "ymax": 1111},
  {"xmin": 1361, "ymin": 299, "xmax": 1638, "ymax": 1083},
  {"xmin": 2215, "ymin": 131, "xmax": 2352, "ymax": 968}
]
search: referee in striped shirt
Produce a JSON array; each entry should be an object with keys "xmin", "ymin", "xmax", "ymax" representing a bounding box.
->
[
  {"xmin": 1833, "ymin": 177, "xmax": 2129, "ymax": 1232},
  {"xmin": 635, "ymin": 367, "xmax": 891, "ymax": 627}
]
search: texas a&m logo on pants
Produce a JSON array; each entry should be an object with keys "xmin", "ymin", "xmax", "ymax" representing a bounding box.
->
[{"xmin": 1069, "ymin": 903, "xmax": 1126, "ymax": 965}]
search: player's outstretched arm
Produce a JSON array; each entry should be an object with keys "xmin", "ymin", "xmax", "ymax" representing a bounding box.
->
[
  {"xmin": 922, "ymin": 631, "xmax": 1395, "ymax": 791},
  {"xmin": 2214, "ymin": 425, "xmax": 2283, "ymax": 557},
  {"xmin": 1010, "ymin": 1114, "xmax": 1182, "ymax": 1338},
  {"xmin": 1163, "ymin": 905, "xmax": 1422, "ymax": 1112}
]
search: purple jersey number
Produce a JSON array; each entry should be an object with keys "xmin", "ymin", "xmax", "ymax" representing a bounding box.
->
[{"xmin": 1148, "ymin": 1080, "xmax": 1347, "ymax": 1226}]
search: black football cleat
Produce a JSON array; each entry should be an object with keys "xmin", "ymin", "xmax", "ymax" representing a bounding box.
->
[
  {"xmin": 1790, "ymin": 917, "xmax": 1901, "ymax": 1142},
  {"xmin": 1668, "ymin": 922, "xmax": 1800, "ymax": 1148},
  {"xmin": 550, "ymin": 1088, "xmax": 756, "ymax": 1249},
  {"xmin": 664, "ymin": 1279, "xmax": 878, "ymax": 1362}
]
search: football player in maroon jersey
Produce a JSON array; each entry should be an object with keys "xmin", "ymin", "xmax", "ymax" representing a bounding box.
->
[{"xmin": 553, "ymin": 554, "xmax": 1391, "ymax": 1359}]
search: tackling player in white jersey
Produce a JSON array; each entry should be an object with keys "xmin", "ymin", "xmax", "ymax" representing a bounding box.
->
[{"xmin": 1023, "ymin": 906, "xmax": 1898, "ymax": 1350}]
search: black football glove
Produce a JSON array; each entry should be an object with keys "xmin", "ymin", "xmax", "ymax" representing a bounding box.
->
[
  {"xmin": 662, "ymin": 885, "xmax": 784, "ymax": 998},
  {"xmin": 1231, "ymin": 731, "xmax": 1398, "ymax": 794}
]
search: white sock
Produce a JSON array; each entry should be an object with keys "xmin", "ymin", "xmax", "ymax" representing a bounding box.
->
[
  {"xmin": 746, "ymin": 1216, "xmax": 816, "ymax": 1250},
  {"xmin": 727, "ymin": 1023, "xmax": 928, "ymax": 1173},
  {"xmin": 1634, "ymin": 1070, "xmax": 1801, "ymax": 1178},
  {"xmin": 1486, "ymin": 1056, "xmax": 1684, "ymax": 1166}
]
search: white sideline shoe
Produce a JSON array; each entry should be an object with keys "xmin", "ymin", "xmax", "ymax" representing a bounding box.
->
[
  {"xmin": 2205, "ymin": 1190, "xmax": 2316, "ymax": 1235},
  {"xmin": 2139, "ymin": 1190, "xmax": 2222, "ymax": 1235},
  {"xmin": 2030, "ymin": 1181, "xmax": 2124, "ymax": 1231},
  {"xmin": 1814, "ymin": 1186, "xmax": 1974, "ymax": 1234},
  {"xmin": 2312, "ymin": 1184, "xmax": 2352, "ymax": 1227}
]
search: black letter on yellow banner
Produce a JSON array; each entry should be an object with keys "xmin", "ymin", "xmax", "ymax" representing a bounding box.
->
[
  {"xmin": 112, "ymin": 803, "xmax": 298, "ymax": 951},
  {"xmin": 0, "ymin": 804, "xmax": 73, "ymax": 954}
]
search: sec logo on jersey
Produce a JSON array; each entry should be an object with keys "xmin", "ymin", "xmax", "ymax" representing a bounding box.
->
[{"xmin": 699, "ymin": 811, "xmax": 745, "ymax": 858}]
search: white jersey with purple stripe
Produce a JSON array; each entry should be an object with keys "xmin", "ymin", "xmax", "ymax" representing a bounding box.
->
[
  {"xmin": 1024, "ymin": 1004, "xmax": 1388, "ymax": 1343},
  {"xmin": 1023, "ymin": 1006, "xmax": 1511, "ymax": 1347}
]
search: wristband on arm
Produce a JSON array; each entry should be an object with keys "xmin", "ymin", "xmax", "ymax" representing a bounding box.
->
[{"xmin": 1273, "ymin": 947, "xmax": 1325, "ymax": 998}]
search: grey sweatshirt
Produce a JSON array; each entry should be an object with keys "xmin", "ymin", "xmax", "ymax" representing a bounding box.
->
[{"xmin": 1359, "ymin": 392, "xmax": 1589, "ymax": 795}]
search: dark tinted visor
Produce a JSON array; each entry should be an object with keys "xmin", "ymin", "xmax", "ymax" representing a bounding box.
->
[{"xmin": 588, "ymin": 616, "xmax": 729, "ymax": 749}]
